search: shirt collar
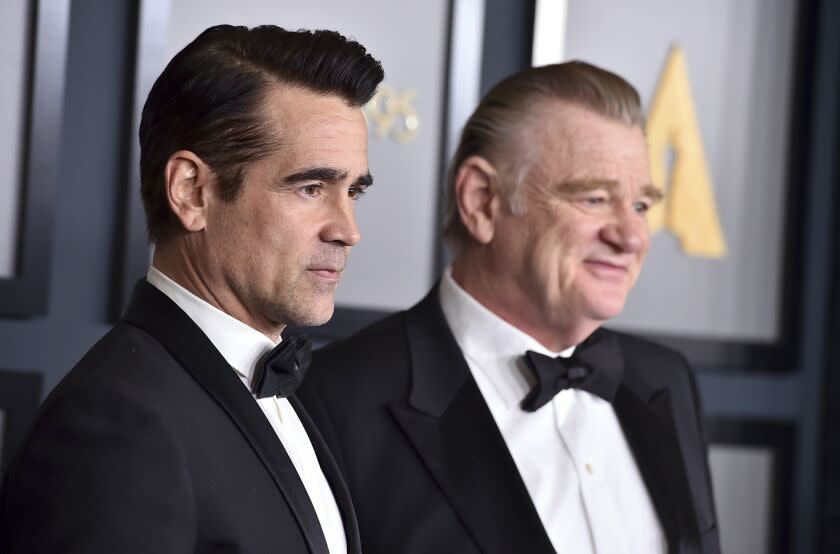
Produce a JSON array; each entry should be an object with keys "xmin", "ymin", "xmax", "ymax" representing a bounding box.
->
[
  {"xmin": 438, "ymin": 267, "xmax": 575, "ymax": 409},
  {"xmin": 146, "ymin": 266, "xmax": 277, "ymax": 386}
]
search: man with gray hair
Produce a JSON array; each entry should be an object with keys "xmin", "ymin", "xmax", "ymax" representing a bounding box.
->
[{"xmin": 300, "ymin": 62, "xmax": 720, "ymax": 553}]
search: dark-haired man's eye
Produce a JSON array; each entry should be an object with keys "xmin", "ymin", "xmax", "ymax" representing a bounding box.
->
[
  {"xmin": 348, "ymin": 186, "xmax": 367, "ymax": 200},
  {"xmin": 301, "ymin": 184, "xmax": 321, "ymax": 197}
]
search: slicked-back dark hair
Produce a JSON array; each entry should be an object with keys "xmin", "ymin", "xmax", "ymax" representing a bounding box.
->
[{"xmin": 139, "ymin": 24, "xmax": 384, "ymax": 243}]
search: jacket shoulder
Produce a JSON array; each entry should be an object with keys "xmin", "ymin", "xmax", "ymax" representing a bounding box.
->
[
  {"xmin": 1, "ymin": 323, "xmax": 195, "ymax": 552},
  {"xmin": 605, "ymin": 328, "xmax": 697, "ymax": 393},
  {"xmin": 311, "ymin": 310, "xmax": 410, "ymax": 374},
  {"xmin": 301, "ymin": 308, "xmax": 418, "ymax": 421},
  {"xmin": 608, "ymin": 328, "xmax": 687, "ymax": 364},
  {"xmin": 47, "ymin": 321, "xmax": 185, "ymax": 404}
]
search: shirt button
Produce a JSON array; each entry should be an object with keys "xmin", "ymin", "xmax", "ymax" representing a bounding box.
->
[{"xmin": 585, "ymin": 463, "xmax": 593, "ymax": 474}]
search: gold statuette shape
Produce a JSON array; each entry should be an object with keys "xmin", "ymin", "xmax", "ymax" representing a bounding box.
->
[{"xmin": 646, "ymin": 45, "xmax": 727, "ymax": 258}]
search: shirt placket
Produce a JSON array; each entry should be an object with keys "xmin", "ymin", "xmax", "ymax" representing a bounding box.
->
[{"xmin": 554, "ymin": 393, "xmax": 627, "ymax": 554}]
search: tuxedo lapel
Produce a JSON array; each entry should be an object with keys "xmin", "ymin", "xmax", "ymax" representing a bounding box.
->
[
  {"xmin": 389, "ymin": 287, "xmax": 555, "ymax": 554},
  {"xmin": 122, "ymin": 281, "xmax": 330, "ymax": 554},
  {"xmin": 290, "ymin": 395, "xmax": 361, "ymax": 554},
  {"xmin": 613, "ymin": 351, "xmax": 716, "ymax": 554}
]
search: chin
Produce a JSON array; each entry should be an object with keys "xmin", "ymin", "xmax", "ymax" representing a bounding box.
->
[
  {"xmin": 583, "ymin": 296, "xmax": 627, "ymax": 322},
  {"xmin": 290, "ymin": 300, "xmax": 335, "ymax": 327},
  {"xmin": 262, "ymin": 292, "xmax": 333, "ymax": 328},
  {"xmin": 309, "ymin": 306, "xmax": 335, "ymax": 327}
]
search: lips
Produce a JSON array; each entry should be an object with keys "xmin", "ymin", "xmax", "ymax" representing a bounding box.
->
[
  {"xmin": 307, "ymin": 267, "xmax": 342, "ymax": 281},
  {"xmin": 307, "ymin": 248, "xmax": 347, "ymax": 282},
  {"xmin": 583, "ymin": 259, "xmax": 630, "ymax": 282}
]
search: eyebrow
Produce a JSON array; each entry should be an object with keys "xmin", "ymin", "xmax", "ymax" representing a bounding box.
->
[
  {"xmin": 560, "ymin": 179, "xmax": 664, "ymax": 203},
  {"xmin": 355, "ymin": 172, "xmax": 374, "ymax": 188},
  {"xmin": 642, "ymin": 184, "xmax": 664, "ymax": 204},
  {"xmin": 560, "ymin": 179, "xmax": 620, "ymax": 193},
  {"xmin": 281, "ymin": 166, "xmax": 374, "ymax": 188}
]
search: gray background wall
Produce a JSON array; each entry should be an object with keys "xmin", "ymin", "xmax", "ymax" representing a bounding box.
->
[
  {"xmin": 0, "ymin": 0, "xmax": 837, "ymax": 552},
  {"xmin": 0, "ymin": 0, "xmax": 133, "ymax": 392}
]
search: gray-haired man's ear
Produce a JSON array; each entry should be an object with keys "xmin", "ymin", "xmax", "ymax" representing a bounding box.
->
[{"xmin": 454, "ymin": 155, "xmax": 503, "ymax": 245}]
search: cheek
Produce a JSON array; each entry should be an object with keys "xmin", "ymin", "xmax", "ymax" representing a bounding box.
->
[
  {"xmin": 246, "ymin": 198, "xmax": 297, "ymax": 248},
  {"xmin": 554, "ymin": 222, "xmax": 603, "ymax": 295},
  {"xmin": 527, "ymin": 224, "xmax": 578, "ymax": 290},
  {"xmin": 207, "ymin": 209, "xmax": 247, "ymax": 257},
  {"xmin": 542, "ymin": 220, "xmax": 585, "ymax": 258},
  {"xmin": 556, "ymin": 242, "xmax": 579, "ymax": 292},
  {"xmin": 210, "ymin": 201, "xmax": 288, "ymax": 270}
]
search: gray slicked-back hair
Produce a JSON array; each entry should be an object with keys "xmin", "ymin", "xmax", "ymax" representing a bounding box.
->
[{"xmin": 441, "ymin": 61, "xmax": 644, "ymax": 251}]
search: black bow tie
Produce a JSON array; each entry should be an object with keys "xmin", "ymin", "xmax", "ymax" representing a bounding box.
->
[
  {"xmin": 251, "ymin": 335, "xmax": 312, "ymax": 399},
  {"xmin": 520, "ymin": 331, "xmax": 623, "ymax": 412}
]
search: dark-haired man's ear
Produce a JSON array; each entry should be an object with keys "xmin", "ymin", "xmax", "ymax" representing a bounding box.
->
[
  {"xmin": 455, "ymin": 156, "xmax": 502, "ymax": 245},
  {"xmin": 164, "ymin": 150, "xmax": 209, "ymax": 233}
]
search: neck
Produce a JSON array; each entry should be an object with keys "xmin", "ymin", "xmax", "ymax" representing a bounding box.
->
[
  {"xmin": 451, "ymin": 252, "xmax": 600, "ymax": 351},
  {"xmin": 152, "ymin": 243, "xmax": 284, "ymax": 343}
]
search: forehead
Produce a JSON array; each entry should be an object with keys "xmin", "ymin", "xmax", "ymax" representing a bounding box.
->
[
  {"xmin": 261, "ymin": 84, "xmax": 366, "ymax": 139},
  {"xmin": 258, "ymin": 83, "xmax": 368, "ymax": 166},
  {"xmin": 527, "ymin": 101, "xmax": 649, "ymax": 183}
]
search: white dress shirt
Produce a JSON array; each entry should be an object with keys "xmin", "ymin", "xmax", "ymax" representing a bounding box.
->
[
  {"xmin": 147, "ymin": 267, "xmax": 347, "ymax": 554},
  {"xmin": 439, "ymin": 269, "xmax": 665, "ymax": 554}
]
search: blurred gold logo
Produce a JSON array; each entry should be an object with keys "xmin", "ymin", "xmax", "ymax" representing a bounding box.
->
[
  {"xmin": 363, "ymin": 84, "xmax": 420, "ymax": 144},
  {"xmin": 646, "ymin": 45, "xmax": 726, "ymax": 258}
]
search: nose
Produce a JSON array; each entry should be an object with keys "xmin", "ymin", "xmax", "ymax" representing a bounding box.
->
[
  {"xmin": 600, "ymin": 204, "xmax": 648, "ymax": 254},
  {"xmin": 321, "ymin": 195, "xmax": 361, "ymax": 247}
]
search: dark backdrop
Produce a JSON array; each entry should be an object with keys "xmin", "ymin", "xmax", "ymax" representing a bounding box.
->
[
  {"xmin": 0, "ymin": 0, "xmax": 134, "ymax": 392},
  {"xmin": 0, "ymin": 0, "xmax": 837, "ymax": 552}
]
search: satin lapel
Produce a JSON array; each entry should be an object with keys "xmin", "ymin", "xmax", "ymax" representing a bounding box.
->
[
  {"xmin": 613, "ymin": 355, "xmax": 715, "ymax": 554},
  {"xmin": 290, "ymin": 395, "xmax": 361, "ymax": 554},
  {"xmin": 122, "ymin": 281, "xmax": 330, "ymax": 554},
  {"xmin": 389, "ymin": 286, "xmax": 555, "ymax": 554}
]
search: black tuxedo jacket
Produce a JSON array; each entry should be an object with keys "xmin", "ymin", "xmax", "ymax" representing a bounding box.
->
[
  {"xmin": 0, "ymin": 281, "xmax": 359, "ymax": 554},
  {"xmin": 300, "ymin": 286, "xmax": 720, "ymax": 554}
]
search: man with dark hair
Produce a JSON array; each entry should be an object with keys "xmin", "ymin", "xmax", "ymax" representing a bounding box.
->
[
  {"xmin": 300, "ymin": 62, "xmax": 720, "ymax": 553},
  {"xmin": 1, "ymin": 25, "xmax": 383, "ymax": 554}
]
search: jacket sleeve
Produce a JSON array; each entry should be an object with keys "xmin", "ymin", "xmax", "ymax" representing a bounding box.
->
[{"xmin": 0, "ymin": 384, "xmax": 196, "ymax": 554}]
